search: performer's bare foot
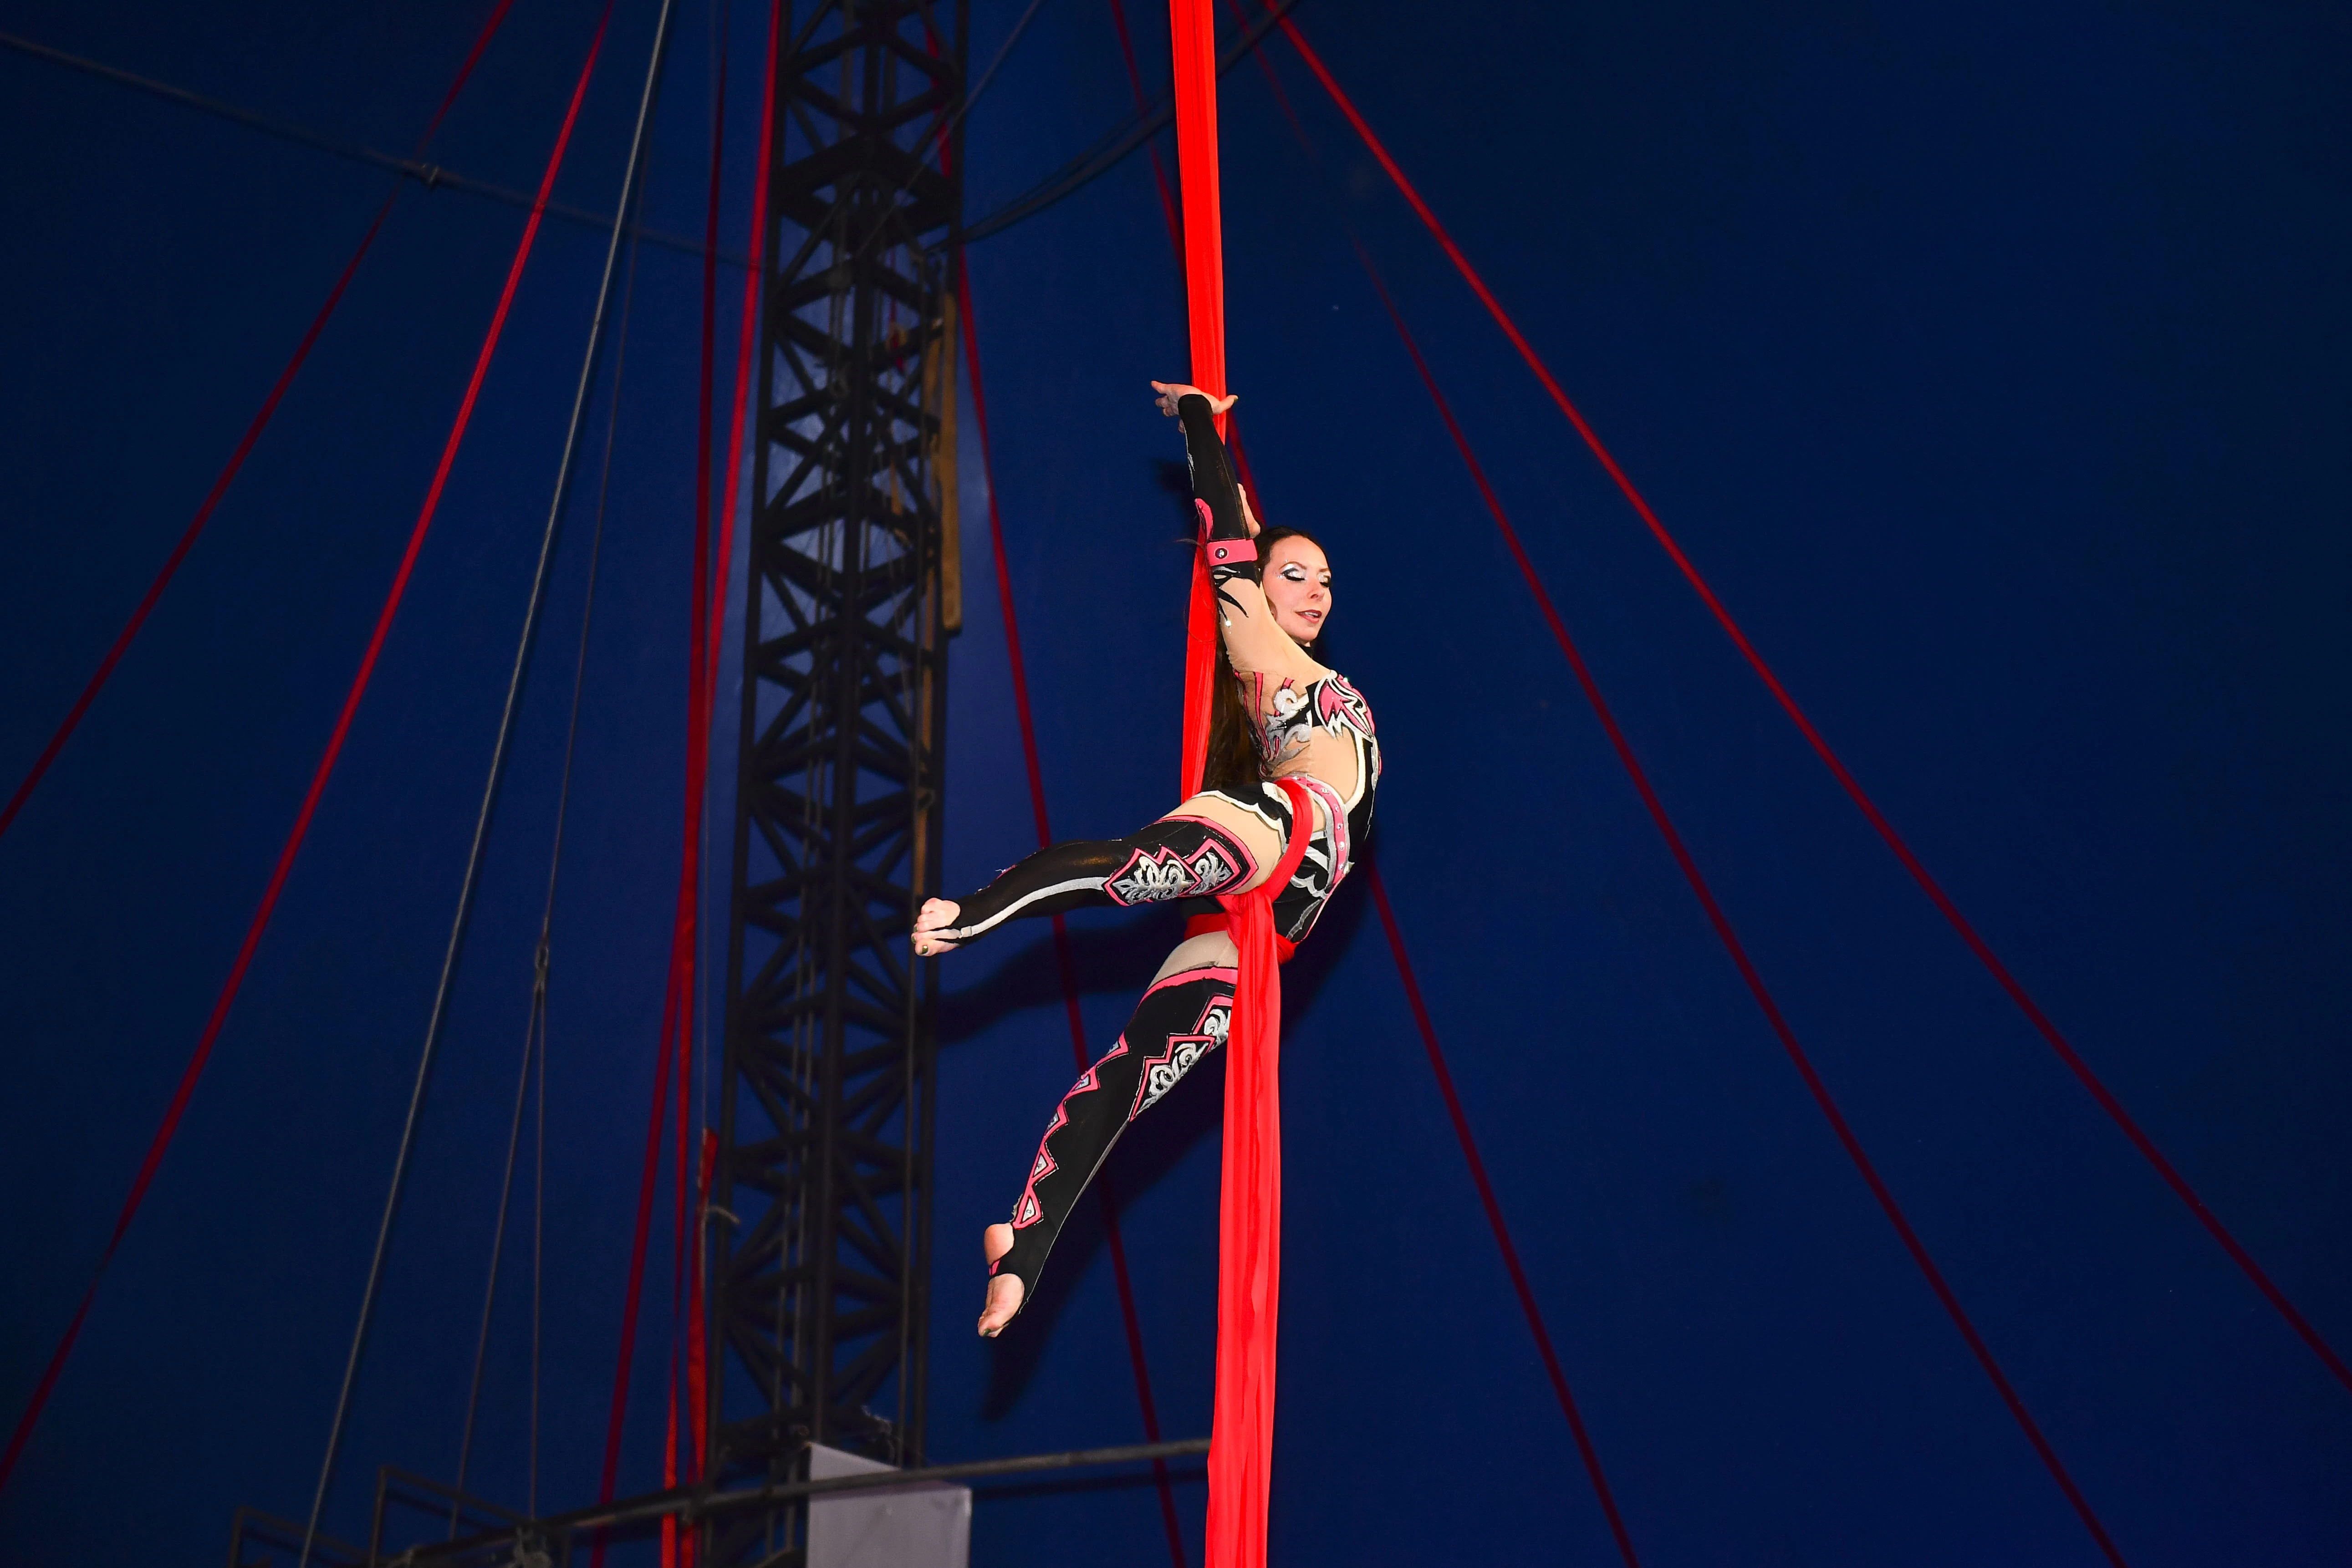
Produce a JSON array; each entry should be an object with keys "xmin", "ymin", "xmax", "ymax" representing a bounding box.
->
[
  {"xmin": 913, "ymin": 898, "xmax": 962, "ymax": 958},
  {"xmin": 978, "ymin": 1222, "xmax": 1024, "ymax": 1338}
]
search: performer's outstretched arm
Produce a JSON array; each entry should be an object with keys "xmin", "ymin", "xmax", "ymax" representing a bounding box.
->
[{"xmin": 1156, "ymin": 384, "xmax": 1333, "ymax": 686}]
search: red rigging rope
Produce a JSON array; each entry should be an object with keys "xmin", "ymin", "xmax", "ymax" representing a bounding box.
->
[
  {"xmin": 0, "ymin": 0, "xmax": 594, "ymax": 1500},
  {"xmin": 663, "ymin": 46, "xmax": 732, "ymax": 1568},
  {"xmin": 702, "ymin": 0, "xmax": 780, "ymax": 718},
  {"xmin": 1106, "ymin": 0, "xmax": 1184, "ymax": 264},
  {"xmin": 957, "ymin": 269, "xmax": 1191, "ymax": 1568},
  {"xmin": 1359, "ymin": 260, "xmax": 2130, "ymax": 1568},
  {"xmin": 954, "ymin": 49, "xmax": 1214, "ymax": 1532},
  {"xmin": 594, "ymin": 514, "xmax": 709, "ymax": 1566},
  {"xmin": 1217, "ymin": 48, "xmax": 1644, "ymax": 1549},
  {"xmin": 597, "ymin": 955, "xmax": 686, "ymax": 1533},
  {"xmin": 1272, "ymin": 10, "xmax": 2352, "ymax": 1402},
  {"xmin": 1364, "ymin": 867, "xmax": 1643, "ymax": 1568},
  {"xmin": 0, "ymin": 0, "xmax": 519, "ymax": 847}
]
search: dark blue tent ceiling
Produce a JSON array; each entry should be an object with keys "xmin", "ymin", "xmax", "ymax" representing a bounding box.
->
[{"xmin": 1, "ymin": 0, "xmax": 2346, "ymax": 1563}]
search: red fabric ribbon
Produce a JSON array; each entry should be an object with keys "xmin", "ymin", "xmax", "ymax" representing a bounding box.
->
[
  {"xmin": 1168, "ymin": 5, "xmax": 1290, "ymax": 1558},
  {"xmin": 1171, "ymin": 0, "xmax": 1225, "ymax": 800},
  {"xmin": 1204, "ymin": 777, "xmax": 1311, "ymax": 1568}
]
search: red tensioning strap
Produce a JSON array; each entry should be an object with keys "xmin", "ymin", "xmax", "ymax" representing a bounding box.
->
[
  {"xmin": 595, "ymin": 5, "xmax": 780, "ymax": 1535},
  {"xmin": 1217, "ymin": 0, "xmax": 1306, "ymax": 146},
  {"xmin": 688, "ymin": 1126, "xmax": 717, "ymax": 1483},
  {"xmin": 0, "ymin": 203, "xmax": 387, "ymax": 844},
  {"xmin": 597, "ymin": 40, "xmax": 742, "ymax": 1550},
  {"xmin": 1364, "ymin": 866, "xmax": 1642, "ymax": 1567},
  {"xmin": 957, "ymin": 279, "xmax": 1054, "ymax": 855},
  {"xmin": 406, "ymin": 0, "xmax": 522, "ymax": 151},
  {"xmin": 660, "ymin": 980, "xmax": 694, "ymax": 1568},
  {"xmin": 663, "ymin": 65, "xmax": 729, "ymax": 1564},
  {"xmin": 1362, "ymin": 263, "xmax": 2128, "ymax": 1565},
  {"xmin": 594, "ymin": 920, "xmax": 704, "ymax": 1546},
  {"xmin": 701, "ymin": 0, "xmax": 780, "ymax": 705},
  {"xmin": 0, "ymin": 1, "xmax": 597, "ymax": 1496},
  {"xmin": 1276, "ymin": 12, "xmax": 2350, "ymax": 1399},
  {"xmin": 957, "ymin": 269, "xmax": 1189, "ymax": 1568},
  {"xmin": 595, "ymin": 948, "xmax": 684, "ymax": 1523},
  {"xmin": 1218, "ymin": 48, "xmax": 1635, "ymax": 1548},
  {"xmin": 0, "ymin": 0, "xmax": 520, "ymax": 847},
  {"xmin": 661, "ymin": 973, "xmax": 696, "ymax": 1568},
  {"xmin": 679, "ymin": 17, "xmax": 772, "ymax": 1529},
  {"xmin": 672, "ymin": 51, "xmax": 733, "ymax": 1568},
  {"xmin": 1219, "ymin": 416, "xmax": 1631, "ymax": 1551}
]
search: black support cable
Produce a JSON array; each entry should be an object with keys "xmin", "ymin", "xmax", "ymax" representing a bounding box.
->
[
  {"xmin": 953, "ymin": 0, "xmax": 1303, "ymax": 246},
  {"xmin": 934, "ymin": 0, "xmax": 1051, "ymax": 149},
  {"xmin": 293, "ymin": 4, "xmax": 680, "ymax": 1563},
  {"xmin": 449, "ymin": 1003, "xmax": 540, "ymax": 1536},
  {"xmin": 824, "ymin": 0, "xmax": 1051, "ymax": 284},
  {"xmin": 0, "ymin": 26, "xmax": 738, "ymax": 269},
  {"xmin": 447, "ymin": 61, "xmax": 658, "ymax": 1527}
]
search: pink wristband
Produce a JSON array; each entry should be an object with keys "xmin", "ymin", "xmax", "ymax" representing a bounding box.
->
[{"xmin": 1205, "ymin": 538, "xmax": 1257, "ymax": 567}]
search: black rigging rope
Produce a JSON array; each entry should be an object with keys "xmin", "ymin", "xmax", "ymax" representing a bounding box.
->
[
  {"xmin": 939, "ymin": 0, "xmax": 1052, "ymax": 149},
  {"xmin": 448, "ymin": 139, "xmax": 656, "ymax": 1525},
  {"xmin": 293, "ymin": 1, "xmax": 681, "ymax": 1561},
  {"xmin": 450, "ymin": 960, "xmax": 542, "ymax": 1532},
  {"xmin": 954, "ymin": 0, "xmax": 1303, "ymax": 246},
  {"xmin": 0, "ymin": 26, "xmax": 735, "ymax": 268}
]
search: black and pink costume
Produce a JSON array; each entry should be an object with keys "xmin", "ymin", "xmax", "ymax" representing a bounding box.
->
[{"xmin": 944, "ymin": 395, "xmax": 1381, "ymax": 1306}]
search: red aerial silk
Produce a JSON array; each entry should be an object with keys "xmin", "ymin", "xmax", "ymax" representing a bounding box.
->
[
  {"xmin": 1201, "ymin": 779, "xmax": 1310, "ymax": 1568},
  {"xmin": 1171, "ymin": 0, "xmax": 1225, "ymax": 802},
  {"xmin": 1168, "ymin": 9, "xmax": 1289, "ymax": 1560}
]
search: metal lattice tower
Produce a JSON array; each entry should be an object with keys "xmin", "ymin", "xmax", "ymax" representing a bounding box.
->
[{"xmin": 708, "ymin": 2, "xmax": 964, "ymax": 1563}]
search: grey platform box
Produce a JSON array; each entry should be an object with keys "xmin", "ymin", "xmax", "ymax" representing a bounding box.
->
[{"xmin": 806, "ymin": 1443, "xmax": 973, "ymax": 1568}]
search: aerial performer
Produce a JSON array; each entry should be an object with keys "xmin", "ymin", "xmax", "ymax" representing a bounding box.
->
[{"xmin": 909, "ymin": 380, "xmax": 1381, "ymax": 1348}]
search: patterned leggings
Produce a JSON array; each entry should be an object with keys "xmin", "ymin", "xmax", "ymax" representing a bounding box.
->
[{"xmin": 992, "ymin": 962, "xmax": 1237, "ymax": 1301}]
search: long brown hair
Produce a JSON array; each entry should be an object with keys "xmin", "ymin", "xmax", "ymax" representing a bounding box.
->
[{"xmin": 1199, "ymin": 526, "xmax": 1326, "ymax": 797}]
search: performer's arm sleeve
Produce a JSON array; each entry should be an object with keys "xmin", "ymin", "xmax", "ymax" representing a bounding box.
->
[
  {"xmin": 1179, "ymin": 393, "xmax": 1252, "ymax": 552},
  {"xmin": 946, "ymin": 816, "xmax": 1259, "ymax": 945},
  {"xmin": 1175, "ymin": 393, "xmax": 1328, "ymax": 684}
]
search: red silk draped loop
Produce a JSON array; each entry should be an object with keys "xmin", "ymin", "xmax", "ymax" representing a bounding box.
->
[{"xmin": 1205, "ymin": 776, "xmax": 1311, "ymax": 1568}]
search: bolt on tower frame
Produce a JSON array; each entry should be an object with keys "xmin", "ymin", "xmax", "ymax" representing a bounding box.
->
[{"xmin": 709, "ymin": 2, "xmax": 964, "ymax": 1563}]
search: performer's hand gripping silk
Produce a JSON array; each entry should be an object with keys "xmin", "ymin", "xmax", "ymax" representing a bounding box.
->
[{"xmin": 912, "ymin": 383, "xmax": 1383, "ymax": 1337}]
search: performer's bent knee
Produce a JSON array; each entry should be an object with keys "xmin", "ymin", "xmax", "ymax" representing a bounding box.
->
[{"xmin": 993, "ymin": 962, "xmax": 1238, "ymax": 1302}]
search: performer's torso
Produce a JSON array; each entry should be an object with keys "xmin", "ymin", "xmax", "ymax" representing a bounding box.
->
[{"xmin": 1194, "ymin": 669, "xmax": 1381, "ymax": 944}]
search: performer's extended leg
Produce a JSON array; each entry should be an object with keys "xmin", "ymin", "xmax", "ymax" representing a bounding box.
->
[
  {"xmin": 912, "ymin": 791, "xmax": 1291, "ymax": 957},
  {"xmin": 980, "ymin": 954, "xmax": 1238, "ymax": 1336}
]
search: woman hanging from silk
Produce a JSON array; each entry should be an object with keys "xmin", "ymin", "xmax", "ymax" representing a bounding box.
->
[{"xmin": 911, "ymin": 381, "xmax": 1382, "ymax": 1335}]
